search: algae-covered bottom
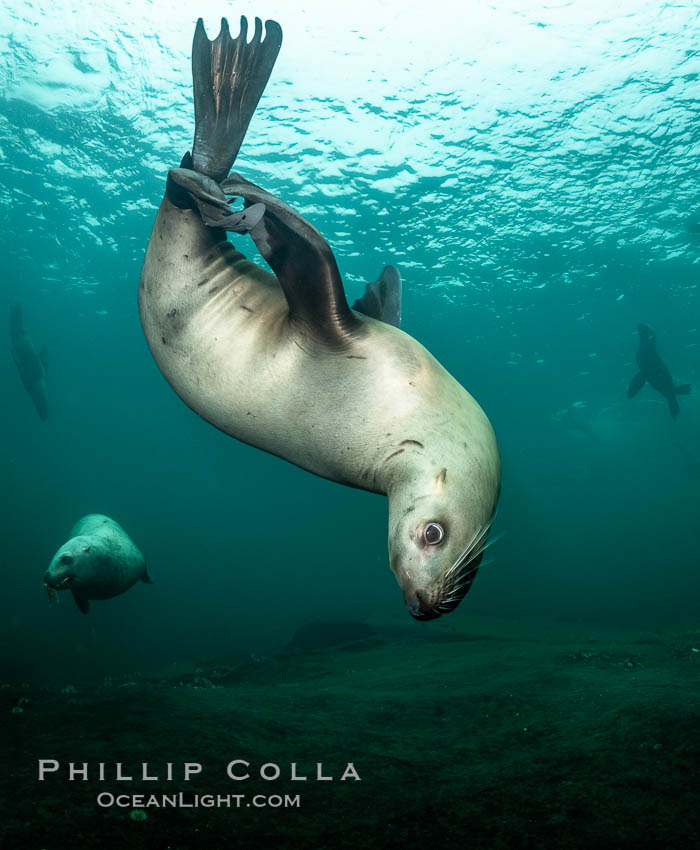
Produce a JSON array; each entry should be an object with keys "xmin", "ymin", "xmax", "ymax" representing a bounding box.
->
[{"xmin": 2, "ymin": 618, "xmax": 700, "ymax": 849}]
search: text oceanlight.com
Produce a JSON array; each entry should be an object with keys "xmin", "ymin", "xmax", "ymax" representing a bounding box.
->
[{"xmin": 97, "ymin": 792, "xmax": 301, "ymax": 809}]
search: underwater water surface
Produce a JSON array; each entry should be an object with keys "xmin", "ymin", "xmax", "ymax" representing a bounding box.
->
[{"xmin": 1, "ymin": 1, "xmax": 699, "ymax": 847}]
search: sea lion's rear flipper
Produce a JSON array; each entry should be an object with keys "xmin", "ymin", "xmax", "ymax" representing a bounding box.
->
[
  {"xmin": 168, "ymin": 166, "xmax": 265, "ymax": 233},
  {"xmin": 190, "ymin": 16, "xmax": 282, "ymax": 183},
  {"xmin": 222, "ymin": 173, "xmax": 362, "ymax": 347},
  {"xmin": 627, "ymin": 372, "xmax": 645, "ymax": 398},
  {"xmin": 668, "ymin": 395, "xmax": 681, "ymax": 419},
  {"xmin": 142, "ymin": 565, "xmax": 154, "ymax": 584},
  {"xmin": 71, "ymin": 591, "xmax": 89, "ymax": 614},
  {"xmin": 675, "ymin": 384, "xmax": 691, "ymax": 395},
  {"xmin": 352, "ymin": 267, "xmax": 402, "ymax": 328}
]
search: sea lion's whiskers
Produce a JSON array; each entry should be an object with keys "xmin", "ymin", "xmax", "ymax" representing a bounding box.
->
[
  {"xmin": 436, "ymin": 521, "xmax": 500, "ymax": 613},
  {"xmin": 462, "ymin": 531, "xmax": 501, "ymax": 570},
  {"xmin": 444, "ymin": 515, "xmax": 496, "ymax": 582}
]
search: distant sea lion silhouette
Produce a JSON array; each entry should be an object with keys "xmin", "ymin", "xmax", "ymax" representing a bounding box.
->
[
  {"xmin": 627, "ymin": 324, "xmax": 690, "ymax": 419},
  {"xmin": 44, "ymin": 514, "xmax": 151, "ymax": 614},
  {"xmin": 10, "ymin": 303, "xmax": 48, "ymax": 420},
  {"xmin": 552, "ymin": 402, "xmax": 598, "ymax": 441},
  {"xmin": 139, "ymin": 17, "xmax": 501, "ymax": 620}
]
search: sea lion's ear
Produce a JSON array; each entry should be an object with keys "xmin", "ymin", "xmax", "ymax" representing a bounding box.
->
[
  {"xmin": 221, "ymin": 173, "xmax": 362, "ymax": 349},
  {"xmin": 435, "ymin": 468, "xmax": 447, "ymax": 490},
  {"xmin": 82, "ymin": 546, "xmax": 91, "ymax": 553}
]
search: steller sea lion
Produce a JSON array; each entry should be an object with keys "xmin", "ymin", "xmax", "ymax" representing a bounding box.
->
[{"xmin": 138, "ymin": 16, "xmax": 500, "ymax": 620}]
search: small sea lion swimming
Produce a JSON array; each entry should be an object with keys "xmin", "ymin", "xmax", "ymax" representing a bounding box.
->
[
  {"xmin": 10, "ymin": 302, "xmax": 48, "ymax": 421},
  {"xmin": 44, "ymin": 514, "xmax": 151, "ymax": 614},
  {"xmin": 628, "ymin": 324, "xmax": 690, "ymax": 419},
  {"xmin": 139, "ymin": 17, "xmax": 501, "ymax": 620}
]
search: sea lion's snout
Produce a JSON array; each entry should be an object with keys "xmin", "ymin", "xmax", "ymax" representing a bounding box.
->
[
  {"xmin": 43, "ymin": 571, "xmax": 74, "ymax": 590},
  {"xmin": 44, "ymin": 552, "xmax": 76, "ymax": 589},
  {"xmin": 404, "ymin": 589, "xmax": 442, "ymax": 622}
]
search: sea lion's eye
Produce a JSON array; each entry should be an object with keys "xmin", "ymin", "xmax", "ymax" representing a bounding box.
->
[{"xmin": 424, "ymin": 523, "xmax": 444, "ymax": 545}]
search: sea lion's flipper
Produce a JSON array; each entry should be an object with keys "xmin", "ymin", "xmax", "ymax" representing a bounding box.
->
[
  {"xmin": 71, "ymin": 591, "xmax": 89, "ymax": 614},
  {"xmin": 39, "ymin": 345, "xmax": 48, "ymax": 373},
  {"xmin": 222, "ymin": 172, "xmax": 361, "ymax": 346},
  {"xmin": 668, "ymin": 395, "xmax": 681, "ymax": 419},
  {"xmin": 675, "ymin": 384, "xmax": 691, "ymax": 395},
  {"xmin": 627, "ymin": 372, "xmax": 645, "ymax": 398},
  {"xmin": 191, "ymin": 16, "xmax": 282, "ymax": 183},
  {"xmin": 352, "ymin": 266, "xmax": 402, "ymax": 328},
  {"xmin": 142, "ymin": 565, "xmax": 154, "ymax": 584},
  {"xmin": 168, "ymin": 167, "xmax": 265, "ymax": 233}
]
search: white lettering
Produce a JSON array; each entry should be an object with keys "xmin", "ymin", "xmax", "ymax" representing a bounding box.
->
[
  {"xmin": 38, "ymin": 759, "xmax": 59, "ymax": 780},
  {"xmin": 69, "ymin": 763, "xmax": 88, "ymax": 781},
  {"xmin": 290, "ymin": 763, "xmax": 307, "ymax": 781},
  {"xmin": 260, "ymin": 763, "xmax": 281, "ymax": 781},
  {"xmin": 115, "ymin": 763, "xmax": 133, "ymax": 781},
  {"xmin": 226, "ymin": 760, "xmax": 250, "ymax": 780},
  {"xmin": 183, "ymin": 763, "xmax": 202, "ymax": 780},
  {"xmin": 316, "ymin": 763, "xmax": 332, "ymax": 781},
  {"xmin": 142, "ymin": 763, "xmax": 158, "ymax": 781},
  {"xmin": 341, "ymin": 762, "xmax": 361, "ymax": 781}
]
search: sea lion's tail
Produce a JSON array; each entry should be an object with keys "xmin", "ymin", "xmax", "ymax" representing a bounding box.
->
[{"xmin": 190, "ymin": 16, "xmax": 282, "ymax": 183}]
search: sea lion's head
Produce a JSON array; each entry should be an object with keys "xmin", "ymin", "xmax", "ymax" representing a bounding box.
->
[
  {"xmin": 44, "ymin": 537, "xmax": 92, "ymax": 592},
  {"xmin": 637, "ymin": 323, "xmax": 656, "ymax": 346},
  {"xmin": 388, "ymin": 465, "xmax": 499, "ymax": 621}
]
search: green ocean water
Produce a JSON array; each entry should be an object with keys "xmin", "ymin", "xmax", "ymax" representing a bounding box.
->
[{"xmin": 1, "ymin": 1, "xmax": 699, "ymax": 847}]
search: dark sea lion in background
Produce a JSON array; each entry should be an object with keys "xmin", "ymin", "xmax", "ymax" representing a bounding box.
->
[
  {"xmin": 628, "ymin": 323, "xmax": 691, "ymax": 419},
  {"xmin": 44, "ymin": 514, "xmax": 151, "ymax": 614},
  {"xmin": 10, "ymin": 302, "xmax": 48, "ymax": 420},
  {"xmin": 139, "ymin": 17, "xmax": 501, "ymax": 620}
]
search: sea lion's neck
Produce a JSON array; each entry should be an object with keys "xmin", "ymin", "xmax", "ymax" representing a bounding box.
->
[{"xmin": 378, "ymin": 449, "xmax": 432, "ymax": 502}]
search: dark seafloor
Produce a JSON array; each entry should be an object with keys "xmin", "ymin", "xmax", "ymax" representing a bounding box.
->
[{"xmin": 3, "ymin": 615, "xmax": 700, "ymax": 849}]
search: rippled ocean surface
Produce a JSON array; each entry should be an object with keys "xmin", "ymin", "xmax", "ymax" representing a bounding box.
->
[{"xmin": 1, "ymin": 1, "xmax": 700, "ymax": 847}]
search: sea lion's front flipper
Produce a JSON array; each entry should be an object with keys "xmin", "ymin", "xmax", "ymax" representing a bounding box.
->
[
  {"xmin": 627, "ymin": 372, "xmax": 645, "ymax": 398},
  {"xmin": 191, "ymin": 16, "xmax": 282, "ymax": 183},
  {"xmin": 222, "ymin": 173, "xmax": 362, "ymax": 347},
  {"xmin": 352, "ymin": 266, "xmax": 402, "ymax": 328},
  {"xmin": 675, "ymin": 384, "xmax": 691, "ymax": 395},
  {"xmin": 39, "ymin": 345, "xmax": 48, "ymax": 373},
  {"xmin": 71, "ymin": 591, "xmax": 89, "ymax": 614}
]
